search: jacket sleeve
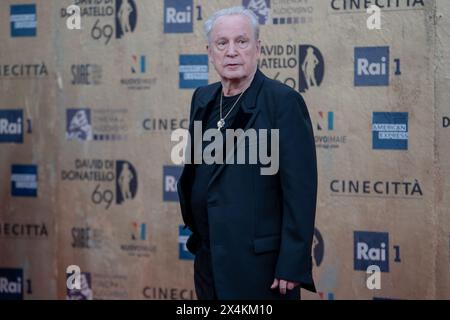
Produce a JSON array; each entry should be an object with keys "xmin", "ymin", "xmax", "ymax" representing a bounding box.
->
[
  {"xmin": 178, "ymin": 87, "xmax": 200, "ymax": 231},
  {"xmin": 274, "ymin": 89, "xmax": 318, "ymax": 292}
]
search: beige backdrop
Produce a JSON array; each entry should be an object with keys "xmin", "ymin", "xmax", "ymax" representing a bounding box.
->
[{"xmin": 0, "ymin": 0, "xmax": 449, "ymax": 299}]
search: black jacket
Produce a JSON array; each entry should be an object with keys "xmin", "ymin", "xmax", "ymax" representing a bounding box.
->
[{"xmin": 177, "ymin": 69, "xmax": 317, "ymax": 299}]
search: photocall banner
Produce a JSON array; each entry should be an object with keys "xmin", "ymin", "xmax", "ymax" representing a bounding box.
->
[{"xmin": 0, "ymin": 0, "xmax": 448, "ymax": 299}]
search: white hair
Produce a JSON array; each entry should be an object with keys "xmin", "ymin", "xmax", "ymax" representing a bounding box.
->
[{"xmin": 203, "ymin": 6, "xmax": 260, "ymax": 43}]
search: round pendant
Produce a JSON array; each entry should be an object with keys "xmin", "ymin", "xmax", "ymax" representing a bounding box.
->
[{"xmin": 217, "ymin": 118, "xmax": 225, "ymax": 130}]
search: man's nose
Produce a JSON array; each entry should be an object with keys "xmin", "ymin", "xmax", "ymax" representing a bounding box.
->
[{"xmin": 226, "ymin": 42, "xmax": 238, "ymax": 56}]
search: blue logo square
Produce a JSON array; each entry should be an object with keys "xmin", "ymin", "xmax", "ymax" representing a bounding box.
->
[
  {"xmin": 179, "ymin": 55, "xmax": 208, "ymax": 89},
  {"xmin": 372, "ymin": 112, "xmax": 408, "ymax": 150},
  {"xmin": 179, "ymin": 225, "xmax": 195, "ymax": 260},
  {"xmin": 164, "ymin": 0, "xmax": 193, "ymax": 33},
  {"xmin": 10, "ymin": 4, "xmax": 37, "ymax": 37},
  {"xmin": 163, "ymin": 166, "xmax": 183, "ymax": 202},
  {"xmin": 11, "ymin": 165, "xmax": 38, "ymax": 197},
  {"xmin": 354, "ymin": 231, "xmax": 389, "ymax": 272},
  {"xmin": 0, "ymin": 268, "xmax": 23, "ymax": 300},
  {"xmin": 354, "ymin": 46, "xmax": 389, "ymax": 86},
  {"xmin": 0, "ymin": 110, "xmax": 23, "ymax": 143}
]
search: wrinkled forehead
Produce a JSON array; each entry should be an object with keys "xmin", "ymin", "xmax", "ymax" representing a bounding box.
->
[{"xmin": 210, "ymin": 14, "xmax": 254, "ymax": 40}]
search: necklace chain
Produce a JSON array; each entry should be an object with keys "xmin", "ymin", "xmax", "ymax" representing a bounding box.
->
[{"xmin": 218, "ymin": 90, "xmax": 245, "ymax": 130}]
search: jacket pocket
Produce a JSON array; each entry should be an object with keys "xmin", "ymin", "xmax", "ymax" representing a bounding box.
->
[{"xmin": 253, "ymin": 235, "xmax": 281, "ymax": 254}]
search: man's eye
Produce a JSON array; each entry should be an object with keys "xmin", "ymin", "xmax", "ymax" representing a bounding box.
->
[{"xmin": 237, "ymin": 39, "xmax": 249, "ymax": 48}]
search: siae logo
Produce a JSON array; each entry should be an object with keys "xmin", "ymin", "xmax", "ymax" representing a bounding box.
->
[
  {"xmin": 71, "ymin": 226, "xmax": 102, "ymax": 249},
  {"xmin": 71, "ymin": 64, "xmax": 102, "ymax": 86}
]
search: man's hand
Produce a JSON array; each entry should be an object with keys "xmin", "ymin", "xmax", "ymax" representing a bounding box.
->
[{"xmin": 270, "ymin": 278, "xmax": 299, "ymax": 295}]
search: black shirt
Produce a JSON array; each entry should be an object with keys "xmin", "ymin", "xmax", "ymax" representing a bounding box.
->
[{"xmin": 190, "ymin": 91, "xmax": 244, "ymax": 245}]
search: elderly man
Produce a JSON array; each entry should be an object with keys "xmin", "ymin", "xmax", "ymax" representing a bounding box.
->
[{"xmin": 177, "ymin": 6, "xmax": 317, "ymax": 300}]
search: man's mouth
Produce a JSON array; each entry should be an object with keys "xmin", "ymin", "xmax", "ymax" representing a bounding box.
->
[{"xmin": 225, "ymin": 63, "xmax": 241, "ymax": 68}]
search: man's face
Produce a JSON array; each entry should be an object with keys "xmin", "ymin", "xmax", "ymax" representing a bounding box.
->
[{"xmin": 208, "ymin": 14, "xmax": 260, "ymax": 82}]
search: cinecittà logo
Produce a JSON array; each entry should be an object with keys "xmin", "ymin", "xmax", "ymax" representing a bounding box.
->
[{"xmin": 0, "ymin": 63, "xmax": 48, "ymax": 78}]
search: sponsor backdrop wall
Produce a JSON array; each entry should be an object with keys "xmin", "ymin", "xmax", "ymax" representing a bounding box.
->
[{"xmin": 0, "ymin": 0, "xmax": 448, "ymax": 299}]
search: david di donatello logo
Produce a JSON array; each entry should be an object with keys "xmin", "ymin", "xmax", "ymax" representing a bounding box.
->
[
  {"xmin": 10, "ymin": 4, "xmax": 37, "ymax": 37},
  {"xmin": 257, "ymin": 44, "xmax": 324, "ymax": 93},
  {"xmin": 60, "ymin": 0, "xmax": 137, "ymax": 45},
  {"xmin": 298, "ymin": 45, "xmax": 324, "ymax": 92},
  {"xmin": 115, "ymin": 0, "xmax": 138, "ymax": 39},
  {"xmin": 61, "ymin": 159, "xmax": 138, "ymax": 209}
]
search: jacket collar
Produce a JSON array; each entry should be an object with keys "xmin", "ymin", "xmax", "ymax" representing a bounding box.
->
[{"xmin": 191, "ymin": 68, "xmax": 266, "ymax": 127}]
